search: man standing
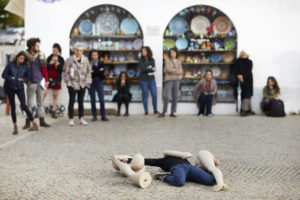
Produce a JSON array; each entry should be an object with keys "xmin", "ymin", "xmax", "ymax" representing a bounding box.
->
[
  {"xmin": 23, "ymin": 38, "xmax": 50, "ymax": 129},
  {"xmin": 63, "ymin": 45, "xmax": 91, "ymax": 126}
]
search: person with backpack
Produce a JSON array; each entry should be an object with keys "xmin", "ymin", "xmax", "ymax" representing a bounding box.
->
[
  {"xmin": 2, "ymin": 51, "xmax": 38, "ymax": 134},
  {"xmin": 261, "ymin": 76, "xmax": 285, "ymax": 117}
]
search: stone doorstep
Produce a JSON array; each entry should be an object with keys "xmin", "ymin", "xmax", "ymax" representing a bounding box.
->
[{"xmin": 74, "ymin": 108, "xmax": 116, "ymax": 116}]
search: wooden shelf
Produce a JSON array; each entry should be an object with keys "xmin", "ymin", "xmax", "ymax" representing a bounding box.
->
[
  {"xmin": 165, "ymin": 49, "xmax": 236, "ymax": 53},
  {"xmin": 71, "ymin": 35, "xmax": 142, "ymax": 40},
  {"xmin": 182, "ymin": 62, "xmax": 233, "ymax": 65},
  {"xmin": 103, "ymin": 61, "xmax": 138, "ymax": 65},
  {"xmin": 70, "ymin": 49, "xmax": 141, "ymax": 52},
  {"xmin": 182, "ymin": 76, "xmax": 229, "ymax": 80},
  {"xmin": 105, "ymin": 76, "xmax": 139, "ymax": 80},
  {"xmin": 163, "ymin": 35, "xmax": 237, "ymax": 39}
]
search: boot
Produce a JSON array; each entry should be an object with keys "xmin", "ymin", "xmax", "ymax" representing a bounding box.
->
[
  {"xmin": 39, "ymin": 118, "xmax": 50, "ymax": 127},
  {"xmin": 13, "ymin": 124, "xmax": 18, "ymax": 135},
  {"xmin": 28, "ymin": 121, "xmax": 38, "ymax": 131},
  {"xmin": 23, "ymin": 118, "xmax": 30, "ymax": 129},
  {"xmin": 124, "ymin": 110, "xmax": 129, "ymax": 117},
  {"xmin": 51, "ymin": 111, "xmax": 57, "ymax": 119}
]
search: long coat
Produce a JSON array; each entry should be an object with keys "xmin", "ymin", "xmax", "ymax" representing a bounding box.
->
[{"xmin": 233, "ymin": 58, "xmax": 253, "ymax": 99}]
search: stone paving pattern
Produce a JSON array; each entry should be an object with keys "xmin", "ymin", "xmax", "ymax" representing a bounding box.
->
[{"xmin": 0, "ymin": 114, "xmax": 299, "ymax": 200}]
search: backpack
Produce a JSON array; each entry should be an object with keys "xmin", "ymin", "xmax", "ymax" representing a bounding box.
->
[{"xmin": 268, "ymin": 99, "xmax": 286, "ymax": 117}]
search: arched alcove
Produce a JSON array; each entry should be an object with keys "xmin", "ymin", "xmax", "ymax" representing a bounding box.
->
[
  {"xmin": 69, "ymin": 4, "xmax": 144, "ymax": 102},
  {"xmin": 163, "ymin": 5, "xmax": 237, "ymax": 102}
]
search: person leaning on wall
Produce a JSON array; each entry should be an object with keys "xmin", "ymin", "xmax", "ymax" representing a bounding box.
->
[
  {"xmin": 193, "ymin": 70, "xmax": 217, "ymax": 117},
  {"xmin": 63, "ymin": 45, "xmax": 92, "ymax": 126}
]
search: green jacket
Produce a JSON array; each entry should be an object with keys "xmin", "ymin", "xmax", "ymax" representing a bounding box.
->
[{"xmin": 263, "ymin": 86, "xmax": 278, "ymax": 100}]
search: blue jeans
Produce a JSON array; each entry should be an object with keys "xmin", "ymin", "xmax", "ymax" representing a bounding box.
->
[
  {"xmin": 198, "ymin": 94, "xmax": 213, "ymax": 115},
  {"xmin": 140, "ymin": 80, "xmax": 157, "ymax": 113},
  {"xmin": 89, "ymin": 79, "xmax": 106, "ymax": 118},
  {"xmin": 164, "ymin": 164, "xmax": 216, "ymax": 187}
]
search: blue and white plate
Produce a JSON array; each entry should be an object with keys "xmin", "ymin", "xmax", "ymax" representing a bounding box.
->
[
  {"xmin": 114, "ymin": 65, "xmax": 126, "ymax": 76},
  {"xmin": 175, "ymin": 38, "xmax": 188, "ymax": 50},
  {"xmin": 118, "ymin": 55, "xmax": 126, "ymax": 62},
  {"xmin": 210, "ymin": 53, "xmax": 222, "ymax": 63},
  {"xmin": 125, "ymin": 41, "xmax": 133, "ymax": 50},
  {"xmin": 79, "ymin": 20, "xmax": 93, "ymax": 35},
  {"xmin": 168, "ymin": 16, "xmax": 187, "ymax": 34},
  {"xmin": 95, "ymin": 12, "xmax": 119, "ymax": 34},
  {"xmin": 133, "ymin": 38, "xmax": 143, "ymax": 50},
  {"xmin": 127, "ymin": 69, "xmax": 135, "ymax": 77},
  {"xmin": 212, "ymin": 39, "xmax": 223, "ymax": 50},
  {"xmin": 120, "ymin": 18, "xmax": 139, "ymax": 34}
]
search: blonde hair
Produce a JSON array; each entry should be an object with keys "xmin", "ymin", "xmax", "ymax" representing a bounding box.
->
[{"xmin": 239, "ymin": 50, "xmax": 249, "ymax": 58}]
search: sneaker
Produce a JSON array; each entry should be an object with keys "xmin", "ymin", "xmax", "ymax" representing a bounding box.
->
[
  {"xmin": 144, "ymin": 112, "xmax": 148, "ymax": 115},
  {"xmin": 158, "ymin": 113, "xmax": 165, "ymax": 118},
  {"xmin": 80, "ymin": 118, "xmax": 88, "ymax": 126},
  {"xmin": 154, "ymin": 111, "xmax": 160, "ymax": 115},
  {"xmin": 198, "ymin": 114, "xmax": 204, "ymax": 116},
  {"xmin": 154, "ymin": 173, "xmax": 169, "ymax": 181},
  {"xmin": 92, "ymin": 116, "xmax": 97, "ymax": 121},
  {"xmin": 170, "ymin": 114, "xmax": 176, "ymax": 118},
  {"xmin": 101, "ymin": 117, "xmax": 109, "ymax": 121},
  {"xmin": 207, "ymin": 114, "xmax": 213, "ymax": 117},
  {"xmin": 69, "ymin": 119, "xmax": 75, "ymax": 126}
]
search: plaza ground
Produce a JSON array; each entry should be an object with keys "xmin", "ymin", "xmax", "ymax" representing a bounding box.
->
[{"xmin": 0, "ymin": 111, "xmax": 299, "ymax": 199}]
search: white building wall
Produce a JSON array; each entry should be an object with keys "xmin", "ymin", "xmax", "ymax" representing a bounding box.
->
[{"xmin": 24, "ymin": 0, "xmax": 300, "ymax": 115}]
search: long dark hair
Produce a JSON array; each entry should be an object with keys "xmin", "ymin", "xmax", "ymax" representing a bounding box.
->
[
  {"xmin": 118, "ymin": 71, "xmax": 128, "ymax": 84},
  {"xmin": 12, "ymin": 51, "xmax": 29, "ymax": 65},
  {"xmin": 141, "ymin": 46, "xmax": 153, "ymax": 60},
  {"xmin": 168, "ymin": 48, "xmax": 179, "ymax": 59},
  {"xmin": 53, "ymin": 43, "xmax": 62, "ymax": 53},
  {"xmin": 267, "ymin": 76, "xmax": 280, "ymax": 94},
  {"xmin": 88, "ymin": 49, "xmax": 99, "ymax": 62}
]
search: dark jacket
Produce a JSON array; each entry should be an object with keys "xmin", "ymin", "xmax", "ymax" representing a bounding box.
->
[
  {"xmin": 2, "ymin": 62, "xmax": 30, "ymax": 90},
  {"xmin": 138, "ymin": 58, "xmax": 155, "ymax": 82},
  {"xmin": 233, "ymin": 58, "xmax": 253, "ymax": 99},
  {"xmin": 47, "ymin": 54, "xmax": 64, "ymax": 82},
  {"xmin": 90, "ymin": 60, "xmax": 105, "ymax": 81},
  {"xmin": 116, "ymin": 80, "xmax": 130, "ymax": 94}
]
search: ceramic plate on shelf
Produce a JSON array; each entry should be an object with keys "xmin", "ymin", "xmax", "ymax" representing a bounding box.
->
[
  {"xmin": 79, "ymin": 20, "xmax": 93, "ymax": 35},
  {"xmin": 119, "ymin": 40, "xmax": 126, "ymax": 49},
  {"xmin": 175, "ymin": 38, "xmax": 188, "ymax": 50},
  {"xmin": 213, "ymin": 16, "xmax": 232, "ymax": 34},
  {"xmin": 212, "ymin": 38, "xmax": 223, "ymax": 50},
  {"xmin": 168, "ymin": 16, "xmax": 187, "ymax": 34},
  {"xmin": 118, "ymin": 54, "xmax": 126, "ymax": 62},
  {"xmin": 163, "ymin": 38, "xmax": 175, "ymax": 49},
  {"xmin": 133, "ymin": 38, "xmax": 143, "ymax": 49},
  {"xmin": 210, "ymin": 53, "xmax": 222, "ymax": 63},
  {"xmin": 222, "ymin": 52, "xmax": 235, "ymax": 63},
  {"xmin": 191, "ymin": 15, "xmax": 210, "ymax": 34},
  {"xmin": 125, "ymin": 41, "xmax": 133, "ymax": 49},
  {"xmin": 127, "ymin": 69, "xmax": 135, "ymax": 77},
  {"xmin": 120, "ymin": 18, "xmax": 139, "ymax": 34},
  {"xmin": 224, "ymin": 38, "xmax": 236, "ymax": 50},
  {"xmin": 114, "ymin": 65, "xmax": 127, "ymax": 76},
  {"xmin": 211, "ymin": 66, "xmax": 221, "ymax": 77},
  {"xmin": 95, "ymin": 12, "xmax": 119, "ymax": 34}
]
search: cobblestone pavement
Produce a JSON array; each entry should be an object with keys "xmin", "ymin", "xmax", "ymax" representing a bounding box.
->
[{"xmin": 0, "ymin": 113, "xmax": 299, "ymax": 200}]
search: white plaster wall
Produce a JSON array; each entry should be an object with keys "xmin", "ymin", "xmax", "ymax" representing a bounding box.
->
[{"xmin": 24, "ymin": 0, "xmax": 300, "ymax": 115}]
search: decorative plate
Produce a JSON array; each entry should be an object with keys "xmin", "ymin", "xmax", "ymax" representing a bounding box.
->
[
  {"xmin": 212, "ymin": 38, "xmax": 223, "ymax": 50},
  {"xmin": 95, "ymin": 12, "xmax": 119, "ymax": 34},
  {"xmin": 222, "ymin": 52, "xmax": 235, "ymax": 63},
  {"xmin": 175, "ymin": 38, "xmax": 188, "ymax": 50},
  {"xmin": 163, "ymin": 38, "xmax": 175, "ymax": 49},
  {"xmin": 125, "ymin": 41, "xmax": 133, "ymax": 49},
  {"xmin": 133, "ymin": 38, "xmax": 143, "ymax": 49},
  {"xmin": 114, "ymin": 65, "xmax": 126, "ymax": 76},
  {"xmin": 168, "ymin": 16, "xmax": 187, "ymax": 34},
  {"xmin": 211, "ymin": 66, "xmax": 221, "ymax": 77},
  {"xmin": 127, "ymin": 69, "xmax": 135, "ymax": 77},
  {"xmin": 118, "ymin": 55, "xmax": 126, "ymax": 62},
  {"xmin": 79, "ymin": 20, "xmax": 93, "ymax": 35},
  {"xmin": 191, "ymin": 15, "xmax": 210, "ymax": 34},
  {"xmin": 224, "ymin": 38, "xmax": 236, "ymax": 50},
  {"xmin": 119, "ymin": 40, "xmax": 126, "ymax": 49},
  {"xmin": 210, "ymin": 53, "xmax": 222, "ymax": 63},
  {"xmin": 120, "ymin": 18, "xmax": 139, "ymax": 34},
  {"xmin": 213, "ymin": 16, "xmax": 232, "ymax": 34}
]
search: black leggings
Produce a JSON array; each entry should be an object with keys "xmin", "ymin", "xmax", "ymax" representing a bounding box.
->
[
  {"xmin": 68, "ymin": 87, "xmax": 85, "ymax": 119},
  {"xmin": 6, "ymin": 88, "xmax": 34, "ymax": 123},
  {"xmin": 116, "ymin": 93, "xmax": 130, "ymax": 111}
]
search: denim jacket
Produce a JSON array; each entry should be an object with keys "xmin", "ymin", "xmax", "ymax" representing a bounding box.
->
[{"xmin": 2, "ymin": 62, "xmax": 30, "ymax": 90}]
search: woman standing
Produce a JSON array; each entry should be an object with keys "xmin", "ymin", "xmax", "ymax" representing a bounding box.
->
[
  {"xmin": 261, "ymin": 76, "xmax": 281, "ymax": 114},
  {"xmin": 233, "ymin": 51, "xmax": 253, "ymax": 116},
  {"xmin": 2, "ymin": 51, "xmax": 38, "ymax": 134},
  {"xmin": 138, "ymin": 46, "xmax": 159, "ymax": 115},
  {"xmin": 193, "ymin": 70, "xmax": 217, "ymax": 117},
  {"xmin": 43, "ymin": 43, "xmax": 64, "ymax": 119},
  {"xmin": 159, "ymin": 48, "xmax": 183, "ymax": 117},
  {"xmin": 63, "ymin": 45, "xmax": 92, "ymax": 126},
  {"xmin": 88, "ymin": 50, "xmax": 108, "ymax": 121},
  {"xmin": 114, "ymin": 72, "xmax": 131, "ymax": 117}
]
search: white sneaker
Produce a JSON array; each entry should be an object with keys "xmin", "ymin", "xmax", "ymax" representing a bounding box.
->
[
  {"xmin": 80, "ymin": 118, "xmax": 88, "ymax": 126},
  {"xmin": 198, "ymin": 114, "xmax": 204, "ymax": 117},
  {"xmin": 208, "ymin": 114, "xmax": 213, "ymax": 117},
  {"xmin": 69, "ymin": 119, "xmax": 75, "ymax": 126}
]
